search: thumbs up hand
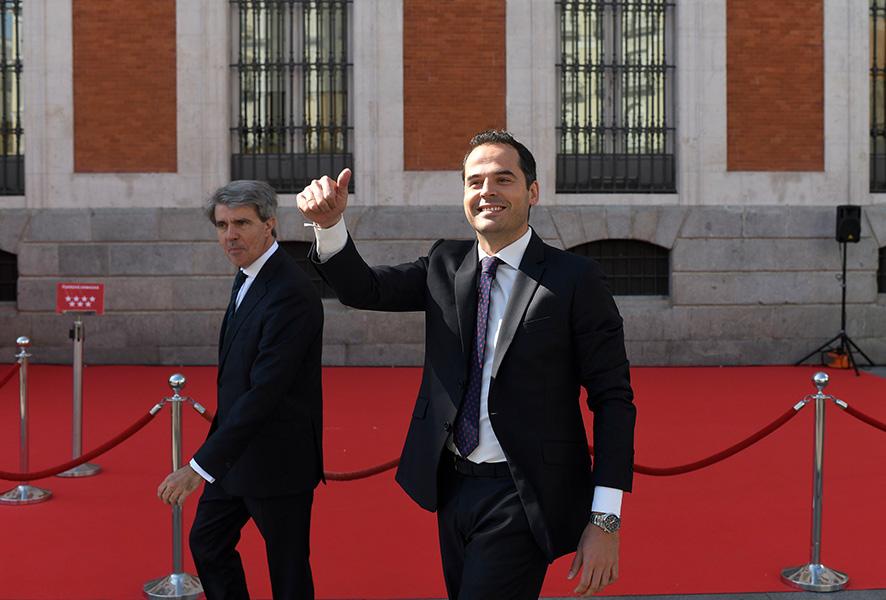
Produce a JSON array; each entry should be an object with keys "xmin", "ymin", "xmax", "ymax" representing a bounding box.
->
[{"xmin": 296, "ymin": 168, "xmax": 352, "ymax": 229}]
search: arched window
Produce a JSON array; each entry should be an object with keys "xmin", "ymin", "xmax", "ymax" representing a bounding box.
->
[
  {"xmin": 0, "ymin": 248, "xmax": 16, "ymax": 302},
  {"xmin": 570, "ymin": 239, "xmax": 669, "ymax": 295},
  {"xmin": 279, "ymin": 241, "xmax": 336, "ymax": 299},
  {"xmin": 879, "ymin": 246, "xmax": 886, "ymax": 293}
]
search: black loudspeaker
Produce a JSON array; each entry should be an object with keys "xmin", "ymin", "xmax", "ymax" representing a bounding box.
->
[{"xmin": 835, "ymin": 205, "xmax": 861, "ymax": 243}]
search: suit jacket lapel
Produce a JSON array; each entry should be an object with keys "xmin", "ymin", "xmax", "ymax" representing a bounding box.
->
[
  {"xmin": 218, "ymin": 309, "xmax": 230, "ymax": 362},
  {"xmin": 218, "ymin": 250, "xmax": 280, "ymax": 371},
  {"xmin": 491, "ymin": 232, "xmax": 545, "ymax": 378},
  {"xmin": 454, "ymin": 243, "xmax": 479, "ymax": 362}
]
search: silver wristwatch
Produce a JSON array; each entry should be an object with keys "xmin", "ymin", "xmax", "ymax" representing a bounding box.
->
[{"xmin": 590, "ymin": 512, "xmax": 621, "ymax": 534}]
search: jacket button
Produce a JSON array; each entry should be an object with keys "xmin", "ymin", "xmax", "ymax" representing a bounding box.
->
[{"xmin": 443, "ymin": 421, "xmax": 452, "ymax": 432}]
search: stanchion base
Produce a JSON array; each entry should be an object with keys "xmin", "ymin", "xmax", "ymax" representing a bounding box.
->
[
  {"xmin": 56, "ymin": 462, "xmax": 101, "ymax": 478},
  {"xmin": 0, "ymin": 484, "xmax": 52, "ymax": 505},
  {"xmin": 143, "ymin": 572, "xmax": 203, "ymax": 600},
  {"xmin": 782, "ymin": 563, "xmax": 849, "ymax": 592}
]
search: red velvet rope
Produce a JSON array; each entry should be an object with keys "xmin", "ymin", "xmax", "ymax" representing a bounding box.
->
[
  {"xmin": 0, "ymin": 411, "xmax": 157, "ymax": 481},
  {"xmin": 196, "ymin": 408, "xmax": 214, "ymax": 423},
  {"xmin": 325, "ymin": 458, "xmax": 400, "ymax": 481},
  {"xmin": 0, "ymin": 363, "xmax": 19, "ymax": 391},
  {"xmin": 839, "ymin": 404, "xmax": 886, "ymax": 433},
  {"xmin": 0, "ymin": 394, "xmax": 802, "ymax": 482},
  {"xmin": 626, "ymin": 406, "xmax": 802, "ymax": 476},
  {"xmin": 321, "ymin": 406, "xmax": 803, "ymax": 481}
]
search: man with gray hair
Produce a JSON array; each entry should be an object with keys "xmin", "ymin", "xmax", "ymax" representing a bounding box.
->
[{"xmin": 157, "ymin": 180, "xmax": 324, "ymax": 599}]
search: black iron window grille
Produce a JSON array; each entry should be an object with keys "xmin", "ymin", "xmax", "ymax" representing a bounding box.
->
[
  {"xmin": 0, "ymin": 248, "xmax": 16, "ymax": 302},
  {"xmin": 0, "ymin": 0, "xmax": 22, "ymax": 195},
  {"xmin": 570, "ymin": 239, "xmax": 669, "ymax": 295},
  {"xmin": 279, "ymin": 241, "xmax": 336, "ymax": 298},
  {"xmin": 231, "ymin": 0, "xmax": 353, "ymax": 194},
  {"xmin": 557, "ymin": 0, "xmax": 675, "ymax": 193},
  {"xmin": 872, "ymin": 1, "xmax": 886, "ymax": 191},
  {"xmin": 879, "ymin": 246, "xmax": 886, "ymax": 292}
]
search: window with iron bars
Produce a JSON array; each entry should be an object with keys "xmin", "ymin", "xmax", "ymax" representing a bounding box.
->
[
  {"xmin": 0, "ymin": 248, "xmax": 16, "ymax": 302},
  {"xmin": 556, "ymin": 0, "xmax": 675, "ymax": 193},
  {"xmin": 0, "ymin": 0, "xmax": 22, "ymax": 196},
  {"xmin": 230, "ymin": 0, "xmax": 353, "ymax": 194},
  {"xmin": 570, "ymin": 239, "xmax": 669, "ymax": 295},
  {"xmin": 872, "ymin": 1, "xmax": 886, "ymax": 191}
]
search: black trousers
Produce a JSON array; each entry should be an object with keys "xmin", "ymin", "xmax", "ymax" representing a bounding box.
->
[
  {"xmin": 437, "ymin": 456, "xmax": 549, "ymax": 600},
  {"xmin": 189, "ymin": 482, "xmax": 314, "ymax": 600}
]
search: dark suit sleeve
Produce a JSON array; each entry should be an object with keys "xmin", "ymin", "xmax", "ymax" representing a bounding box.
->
[
  {"xmin": 193, "ymin": 283, "xmax": 323, "ymax": 482},
  {"xmin": 311, "ymin": 235, "xmax": 438, "ymax": 312},
  {"xmin": 572, "ymin": 261, "xmax": 636, "ymax": 491}
]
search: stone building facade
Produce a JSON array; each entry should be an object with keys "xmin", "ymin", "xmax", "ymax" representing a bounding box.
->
[{"xmin": 1, "ymin": 0, "xmax": 886, "ymax": 367}]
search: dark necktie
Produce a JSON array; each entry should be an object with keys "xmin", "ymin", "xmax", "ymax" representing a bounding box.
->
[
  {"xmin": 454, "ymin": 256, "xmax": 501, "ymax": 458},
  {"xmin": 223, "ymin": 270, "xmax": 248, "ymax": 333}
]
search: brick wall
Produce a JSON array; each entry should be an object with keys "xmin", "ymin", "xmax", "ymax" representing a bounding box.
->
[
  {"xmin": 72, "ymin": 0, "xmax": 177, "ymax": 173},
  {"xmin": 402, "ymin": 0, "xmax": 506, "ymax": 171},
  {"xmin": 727, "ymin": 0, "xmax": 823, "ymax": 171}
]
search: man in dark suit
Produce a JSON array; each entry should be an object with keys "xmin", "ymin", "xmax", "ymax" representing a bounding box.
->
[
  {"xmin": 157, "ymin": 180, "xmax": 324, "ymax": 600},
  {"xmin": 297, "ymin": 131, "xmax": 636, "ymax": 599}
]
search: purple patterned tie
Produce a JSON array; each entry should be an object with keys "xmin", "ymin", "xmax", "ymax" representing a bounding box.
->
[{"xmin": 454, "ymin": 256, "xmax": 501, "ymax": 457}]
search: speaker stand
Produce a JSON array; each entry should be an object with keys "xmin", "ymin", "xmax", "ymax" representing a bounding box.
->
[{"xmin": 795, "ymin": 242, "xmax": 875, "ymax": 376}]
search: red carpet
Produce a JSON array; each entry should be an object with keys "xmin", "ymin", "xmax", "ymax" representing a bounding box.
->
[{"xmin": 1, "ymin": 365, "xmax": 885, "ymax": 599}]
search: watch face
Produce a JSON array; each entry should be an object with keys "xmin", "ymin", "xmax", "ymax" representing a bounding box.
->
[{"xmin": 594, "ymin": 513, "xmax": 620, "ymax": 533}]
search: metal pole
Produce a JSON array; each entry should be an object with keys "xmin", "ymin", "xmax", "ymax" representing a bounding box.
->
[
  {"xmin": 810, "ymin": 379, "xmax": 825, "ymax": 566},
  {"xmin": 171, "ymin": 380, "xmax": 184, "ymax": 575},
  {"xmin": 143, "ymin": 373, "xmax": 203, "ymax": 600},
  {"xmin": 0, "ymin": 337, "xmax": 52, "ymax": 505},
  {"xmin": 19, "ymin": 338, "xmax": 28, "ymax": 473},
  {"xmin": 781, "ymin": 371, "xmax": 848, "ymax": 591},
  {"xmin": 58, "ymin": 315, "xmax": 100, "ymax": 477},
  {"xmin": 839, "ymin": 243, "xmax": 847, "ymax": 335}
]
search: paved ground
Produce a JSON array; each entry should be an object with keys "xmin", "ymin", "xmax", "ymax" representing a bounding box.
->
[{"xmin": 861, "ymin": 365, "xmax": 886, "ymax": 379}]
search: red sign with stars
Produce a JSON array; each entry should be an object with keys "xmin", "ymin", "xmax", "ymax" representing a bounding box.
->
[{"xmin": 56, "ymin": 282, "xmax": 105, "ymax": 315}]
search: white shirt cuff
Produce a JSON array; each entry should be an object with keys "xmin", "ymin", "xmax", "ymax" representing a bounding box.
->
[
  {"xmin": 591, "ymin": 486, "xmax": 623, "ymax": 516},
  {"xmin": 314, "ymin": 218, "xmax": 348, "ymax": 261},
  {"xmin": 189, "ymin": 458, "xmax": 215, "ymax": 483}
]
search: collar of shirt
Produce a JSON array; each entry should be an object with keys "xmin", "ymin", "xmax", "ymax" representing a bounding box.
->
[
  {"xmin": 241, "ymin": 240, "xmax": 279, "ymax": 279},
  {"xmin": 477, "ymin": 227, "xmax": 532, "ymax": 269},
  {"xmin": 235, "ymin": 240, "xmax": 279, "ymax": 308}
]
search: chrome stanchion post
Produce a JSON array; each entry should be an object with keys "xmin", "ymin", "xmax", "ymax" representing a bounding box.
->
[
  {"xmin": 58, "ymin": 315, "xmax": 100, "ymax": 477},
  {"xmin": 0, "ymin": 337, "xmax": 52, "ymax": 505},
  {"xmin": 781, "ymin": 371, "xmax": 848, "ymax": 592},
  {"xmin": 143, "ymin": 373, "xmax": 203, "ymax": 600}
]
